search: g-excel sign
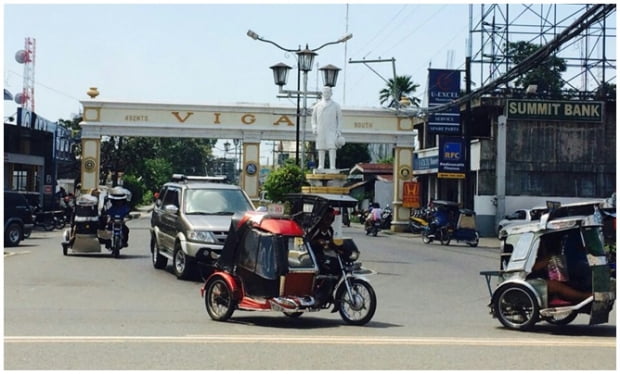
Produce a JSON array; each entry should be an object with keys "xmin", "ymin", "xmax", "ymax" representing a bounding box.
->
[{"xmin": 506, "ymin": 99, "xmax": 603, "ymax": 122}]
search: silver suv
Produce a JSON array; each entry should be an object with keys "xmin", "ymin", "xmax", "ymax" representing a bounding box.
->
[{"xmin": 150, "ymin": 175, "xmax": 255, "ymax": 279}]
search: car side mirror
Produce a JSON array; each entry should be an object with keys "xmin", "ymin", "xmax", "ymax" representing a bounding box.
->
[{"xmin": 163, "ymin": 204, "xmax": 179, "ymax": 215}]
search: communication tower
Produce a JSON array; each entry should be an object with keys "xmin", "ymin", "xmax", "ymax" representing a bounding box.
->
[{"xmin": 14, "ymin": 37, "xmax": 36, "ymax": 112}]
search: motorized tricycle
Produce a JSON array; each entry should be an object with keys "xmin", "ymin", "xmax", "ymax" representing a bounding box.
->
[
  {"xmin": 201, "ymin": 193, "xmax": 377, "ymax": 325},
  {"xmin": 61, "ymin": 187, "xmax": 133, "ymax": 258},
  {"xmin": 480, "ymin": 200, "xmax": 616, "ymax": 330},
  {"xmin": 422, "ymin": 200, "xmax": 479, "ymax": 247}
]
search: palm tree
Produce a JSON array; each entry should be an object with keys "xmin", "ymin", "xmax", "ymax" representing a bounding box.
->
[{"xmin": 379, "ymin": 75, "xmax": 421, "ymax": 108}]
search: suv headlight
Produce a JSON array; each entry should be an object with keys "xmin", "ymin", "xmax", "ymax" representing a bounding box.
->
[{"xmin": 187, "ymin": 230, "xmax": 217, "ymax": 244}]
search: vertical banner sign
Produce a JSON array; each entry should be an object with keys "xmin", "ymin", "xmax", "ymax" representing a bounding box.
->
[
  {"xmin": 427, "ymin": 69, "xmax": 461, "ymax": 134},
  {"xmin": 438, "ymin": 136, "xmax": 466, "ymax": 179},
  {"xmin": 402, "ymin": 181, "xmax": 421, "ymax": 208}
]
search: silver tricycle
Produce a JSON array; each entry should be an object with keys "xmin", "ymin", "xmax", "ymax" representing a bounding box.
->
[
  {"xmin": 481, "ymin": 200, "xmax": 615, "ymax": 330},
  {"xmin": 61, "ymin": 187, "xmax": 133, "ymax": 258}
]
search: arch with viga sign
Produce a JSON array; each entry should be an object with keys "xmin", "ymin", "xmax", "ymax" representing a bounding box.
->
[{"xmin": 79, "ymin": 99, "xmax": 416, "ymax": 230}]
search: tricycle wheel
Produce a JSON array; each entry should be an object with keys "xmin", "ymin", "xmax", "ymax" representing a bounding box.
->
[
  {"xmin": 205, "ymin": 277, "xmax": 235, "ymax": 321},
  {"xmin": 468, "ymin": 232, "xmax": 480, "ymax": 247},
  {"xmin": 493, "ymin": 283, "xmax": 539, "ymax": 330},
  {"xmin": 336, "ymin": 278, "xmax": 376, "ymax": 325},
  {"xmin": 439, "ymin": 227, "xmax": 450, "ymax": 245},
  {"xmin": 283, "ymin": 312, "xmax": 304, "ymax": 318},
  {"xmin": 543, "ymin": 311, "xmax": 578, "ymax": 326}
]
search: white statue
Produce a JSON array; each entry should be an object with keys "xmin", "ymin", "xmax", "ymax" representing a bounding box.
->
[{"xmin": 311, "ymin": 86, "xmax": 345, "ymax": 171}]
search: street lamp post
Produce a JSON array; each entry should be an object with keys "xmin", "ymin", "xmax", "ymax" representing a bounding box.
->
[{"xmin": 247, "ymin": 30, "xmax": 352, "ymax": 169}]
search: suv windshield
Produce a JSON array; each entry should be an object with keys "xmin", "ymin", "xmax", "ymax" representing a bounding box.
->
[{"xmin": 184, "ymin": 189, "xmax": 254, "ymax": 215}]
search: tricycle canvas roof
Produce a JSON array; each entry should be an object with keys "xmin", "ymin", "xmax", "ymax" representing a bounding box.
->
[
  {"xmin": 201, "ymin": 194, "xmax": 376, "ymax": 325},
  {"xmin": 481, "ymin": 200, "xmax": 615, "ymax": 330}
]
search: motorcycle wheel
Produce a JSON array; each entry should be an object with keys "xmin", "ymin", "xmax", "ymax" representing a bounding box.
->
[
  {"xmin": 422, "ymin": 230, "xmax": 432, "ymax": 244},
  {"xmin": 493, "ymin": 283, "xmax": 540, "ymax": 331},
  {"xmin": 54, "ymin": 217, "xmax": 66, "ymax": 230},
  {"xmin": 372, "ymin": 226, "xmax": 378, "ymax": 237},
  {"xmin": 336, "ymin": 278, "xmax": 377, "ymax": 325},
  {"xmin": 43, "ymin": 220, "xmax": 55, "ymax": 231},
  {"xmin": 205, "ymin": 276, "xmax": 235, "ymax": 321}
]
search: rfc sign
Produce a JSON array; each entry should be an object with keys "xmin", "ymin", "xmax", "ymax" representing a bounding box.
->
[{"xmin": 506, "ymin": 99, "xmax": 603, "ymax": 122}]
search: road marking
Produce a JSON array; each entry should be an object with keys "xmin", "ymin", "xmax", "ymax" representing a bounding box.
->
[
  {"xmin": 5, "ymin": 335, "xmax": 615, "ymax": 348},
  {"xmin": 4, "ymin": 250, "xmax": 30, "ymax": 257}
]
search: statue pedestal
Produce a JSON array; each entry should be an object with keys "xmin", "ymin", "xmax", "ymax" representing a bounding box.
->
[{"xmin": 303, "ymin": 170, "xmax": 348, "ymax": 194}]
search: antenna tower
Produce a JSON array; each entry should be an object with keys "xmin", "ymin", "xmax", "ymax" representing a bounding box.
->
[{"xmin": 15, "ymin": 37, "xmax": 36, "ymax": 112}]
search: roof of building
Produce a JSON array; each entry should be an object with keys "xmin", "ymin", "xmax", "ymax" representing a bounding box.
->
[{"xmin": 349, "ymin": 163, "xmax": 393, "ymax": 175}]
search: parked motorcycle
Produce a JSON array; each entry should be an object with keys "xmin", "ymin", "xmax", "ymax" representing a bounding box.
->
[
  {"xmin": 409, "ymin": 208, "xmax": 431, "ymax": 233},
  {"xmin": 380, "ymin": 207, "xmax": 393, "ymax": 229},
  {"xmin": 31, "ymin": 206, "xmax": 56, "ymax": 232}
]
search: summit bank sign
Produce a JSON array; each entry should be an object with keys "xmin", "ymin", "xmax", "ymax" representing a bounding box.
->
[{"xmin": 506, "ymin": 99, "xmax": 603, "ymax": 122}]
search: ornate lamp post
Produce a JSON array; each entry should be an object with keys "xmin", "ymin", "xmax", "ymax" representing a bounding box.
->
[{"xmin": 247, "ymin": 30, "xmax": 351, "ymax": 168}]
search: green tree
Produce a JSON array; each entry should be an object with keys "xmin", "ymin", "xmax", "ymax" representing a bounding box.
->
[
  {"xmin": 507, "ymin": 41, "xmax": 567, "ymax": 97},
  {"xmin": 337, "ymin": 143, "xmax": 371, "ymax": 169},
  {"xmin": 262, "ymin": 160, "xmax": 306, "ymax": 203},
  {"xmin": 379, "ymin": 75, "xmax": 421, "ymax": 108}
]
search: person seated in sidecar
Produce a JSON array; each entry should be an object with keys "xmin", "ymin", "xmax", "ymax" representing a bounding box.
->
[
  {"xmin": 529, "ymin": 234, "xmax": 592, "ymax": 303},
  {"xmin": 101, "ymin": 187, "xmax": 131, "ymax": 247}
]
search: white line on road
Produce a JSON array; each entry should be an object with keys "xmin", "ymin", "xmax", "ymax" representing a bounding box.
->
[{"xmin": 5, "ymin": 335, "xmax": 615, "ymax": 348}]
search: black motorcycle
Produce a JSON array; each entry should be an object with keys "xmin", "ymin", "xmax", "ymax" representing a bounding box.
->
[{"xmin": 31, "ymin": 206, "xmax": 56, "ymax": 232}]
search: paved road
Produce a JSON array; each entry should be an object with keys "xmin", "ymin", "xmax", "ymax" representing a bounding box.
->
[{"xmin": 4, "ymin": 216, "xmax": 616, "ymax": 370}]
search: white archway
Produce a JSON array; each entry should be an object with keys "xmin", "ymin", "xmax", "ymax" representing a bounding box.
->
[{"xmin": 79, "ymin": 100, "xmax": 416, "ymax": 229}]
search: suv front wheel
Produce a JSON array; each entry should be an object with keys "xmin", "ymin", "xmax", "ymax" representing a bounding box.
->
[
  {"xmin": 5, "ymin": 222, "xmax": 23, "ymax": 247},
  {"xmin": 173, "ymin": 244, "xmax": 194, "ymax": 280}
]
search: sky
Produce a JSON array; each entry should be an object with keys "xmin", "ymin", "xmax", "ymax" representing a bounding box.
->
[
  {"xmin": 3, "ymin": 1, "xmax": 615, "ymax": 162},
  {"xmin": 3, "ymin": 2, "xmax": 470, "ymax": 120}
]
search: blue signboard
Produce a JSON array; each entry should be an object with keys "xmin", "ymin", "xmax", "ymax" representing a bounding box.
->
[
  {"xmin": 438, "ymin": 136, "xmax": 465, "ymax": 179},
  {"xmin": 427, "ymin": 69, "xmax": 461, "ymax": 135}
]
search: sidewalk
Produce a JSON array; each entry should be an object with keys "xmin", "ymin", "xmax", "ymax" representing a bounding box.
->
[{"xmin": 351, "ymin": 222, "xmax": 500, "ymax": 249}]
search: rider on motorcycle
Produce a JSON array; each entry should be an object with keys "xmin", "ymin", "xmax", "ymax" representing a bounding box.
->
[
  {"xmin": 102, "ymin": 187, "xmax": 131, "ymax": 248},
  {"xmin": 364, "ymin": 203, "xmax": 383, "ymax": 230}
]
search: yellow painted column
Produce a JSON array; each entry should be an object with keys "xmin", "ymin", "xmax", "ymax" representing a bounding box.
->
[
  {"xmin": 80, "ymin": 137, "xmax": 101, "ymax": 194},
  {"xmin": 392, "ymin": 146, "xmax": 414, "ymax": 232},
  {"xmin": 240, "ymin": 142, "xmax": 260, "ymax": 200},
  {"xmin": 391, "ymin": 116, "xmax": 415, "ymax": 232}
]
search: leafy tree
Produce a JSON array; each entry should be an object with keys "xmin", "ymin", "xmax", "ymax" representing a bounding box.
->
[
  {"xmin": 337, "ymin": 143, "xmax": 371, "ymax": 169},
  {"xmin": 507, "ymin": 41, "xmax": 566, "ymax": 97},
  {"xmin": 141, "ymin": 158, "xmax": 173, "ymax": 194},
  {"xmin": 262, "ymin": 160, "xmax": 306, "ymax": 203},
  {"xmin": 379, "ymin": 75, "xmax": 421, "ymax": 108},
  {"xmin": 377, "ymin": 156, "xmax": 394, "ymax": 164}
]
